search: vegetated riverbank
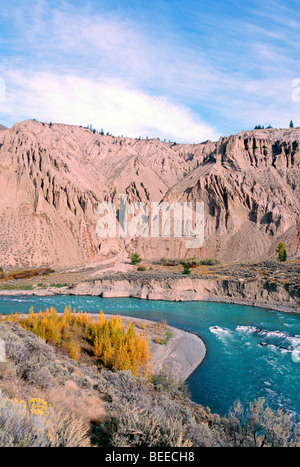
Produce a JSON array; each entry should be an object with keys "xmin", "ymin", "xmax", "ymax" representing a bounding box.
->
[
  {"xmin": 115, "ymin": 315, "xmax": 206, "ymax": 381},
  {"xmin": 1, "ymin": 307, "xmax": 206, "ymax": 383},
  {"xmin": 0, "ymin": 259, "xmax": 299, "ymax": 313}
]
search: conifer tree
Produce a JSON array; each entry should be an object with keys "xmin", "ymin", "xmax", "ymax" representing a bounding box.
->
[{"xmin": 276, "ymin": 242, "xmax": 287, "ymax": 262}]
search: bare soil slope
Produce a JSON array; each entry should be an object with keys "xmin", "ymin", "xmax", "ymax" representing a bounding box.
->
[{"xmin": 0, "ymin": 120, "xmax": 299, "ymax": 268}]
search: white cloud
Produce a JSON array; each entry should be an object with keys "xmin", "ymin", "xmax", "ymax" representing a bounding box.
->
[
  {"xmin": 1, "ymin": 71, "xmax": 217, "ymax": 143},
  {"xmin": 0, "ymin": 4, "xmax": 219, "ymax": 141}
]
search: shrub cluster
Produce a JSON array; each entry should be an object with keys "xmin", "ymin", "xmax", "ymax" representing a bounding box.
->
[
  {"xmin": 3, "ymin": 268, "xmax": 53, "ymax": 281},
  {"xmin": 94, "ymin": 370, "xmax": 300, "ymax": 447},
  {"xmin": 160, "ymin": 258, "xmax": 220, "ymax": 267},
  {"xmin": 0, "ymin": 392, "xmax": 90, "ymax": 447},
  {"xmin": 2, "ymin": 306, "xmax": 150, "ymax": 375},
  {"xmin": 128, "ymin": 252, "xmax": 142, "ymax": 264}
]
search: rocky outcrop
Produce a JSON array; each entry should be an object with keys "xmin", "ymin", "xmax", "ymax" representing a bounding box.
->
[
  {"xmin": 69, "ymin": 273, "xmax": 300, "ymax": 313},
  {"xmin": 0, "ymin": 120, "xmax": 299, "ymax": 268}
]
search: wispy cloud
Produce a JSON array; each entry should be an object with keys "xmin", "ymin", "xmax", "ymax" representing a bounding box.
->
[
  {"xmin": 0, "ymin": 2, "xmax": 219, "ymax": 141},
  {"xmin": 3, "ymin": 71, "xmax": 216, "ymax": 142}
]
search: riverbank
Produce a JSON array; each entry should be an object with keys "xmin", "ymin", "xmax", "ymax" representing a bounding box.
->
[
  {"xmin": 0, "ymin": 307, "xmax": 206, "ymax": 382},
  {"xmin": 151, "ymin": 324, "xmax": 206, "ymax": 380},
  {"xmin": 0, "ymin": 272, "xmax": 298, "ymax": 314},
  {"xmin": 107, "ymin": 314, "xmax": 206, "ymax": 381},
  {"xmin": 0, "ymin": 259, "xmax": 299, "ymax": 314}
]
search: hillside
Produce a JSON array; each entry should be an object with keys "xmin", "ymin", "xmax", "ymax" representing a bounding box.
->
[
  {"xmin": 0, "ymin": 319, "xmax": 298, "ymax": 447},
  {"xmin": 0, "ymin": 120, "xmax": 299, "ymax": 268}
]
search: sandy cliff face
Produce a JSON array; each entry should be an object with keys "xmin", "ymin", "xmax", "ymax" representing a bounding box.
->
[
  {"xmin": 0, "ymin": 120, "xmax": 299, "ymax": 268},
  {"xmin": 70, "ymin": 274, "xmax": 299, "ymax": 311},
  {"xmin": 162, "ymin": 130, "xmax": 300, "ymax": 261}
]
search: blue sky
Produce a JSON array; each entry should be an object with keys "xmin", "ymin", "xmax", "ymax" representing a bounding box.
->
[{"xmin": 0, "ymin": 0, "xmax": 300, "ymax": 142}]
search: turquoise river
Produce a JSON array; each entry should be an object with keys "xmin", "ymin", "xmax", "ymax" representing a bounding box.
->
[{"xmin": 0, "ymin": 295, "xmax": 299, "ymax": 421}]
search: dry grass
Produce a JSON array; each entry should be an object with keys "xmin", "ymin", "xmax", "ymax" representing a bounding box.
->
[
  {"xmin": 46, "ymin": 380, "xmax": 105, "ymax": 425},
  {"xmin": 47, "ymin": 409, "xmax": 91, "ymax": 447}
]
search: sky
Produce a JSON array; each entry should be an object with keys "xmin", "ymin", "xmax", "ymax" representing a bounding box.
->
[{"xmin": 0, "ymin": 0, "xmax": 300, "ymax": 143}]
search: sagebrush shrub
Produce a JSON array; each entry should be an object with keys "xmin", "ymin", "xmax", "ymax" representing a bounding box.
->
[{"xmin": 0, "ymin": 393, "xmax": 90, "ymax": 447}]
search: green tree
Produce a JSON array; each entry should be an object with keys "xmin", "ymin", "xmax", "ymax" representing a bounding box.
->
[
  {"xmin": 128, "ymin": 252, "xmax": 142, "ymax": 264},
  {"xmin": 289, "ymin": 120, "xmax": 294, "ymax": 128},
  {"xmin": 182, "ymin": 263, "xmax": 191, "ymax": 275},
  {"xmin": 276, "ymin": 242, "xmax": 287, "ymax": 262}
]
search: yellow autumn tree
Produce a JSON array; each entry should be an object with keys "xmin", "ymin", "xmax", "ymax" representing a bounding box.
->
[
  {"xmin": 68, "ymin": 339, "xmax": 81, "ymax": 361},
  {"xmin": 93, "ymin": 335, "xmax": 104, "ymax": 358},
  {"xmin": 98, "ymin": 310, "xmax": 105, "ymax": 327}
]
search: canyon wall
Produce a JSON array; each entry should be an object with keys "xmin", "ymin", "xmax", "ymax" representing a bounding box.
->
[{"xmin": 0, "ymin": 120, "xmax": 299, "ymax": 268}]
